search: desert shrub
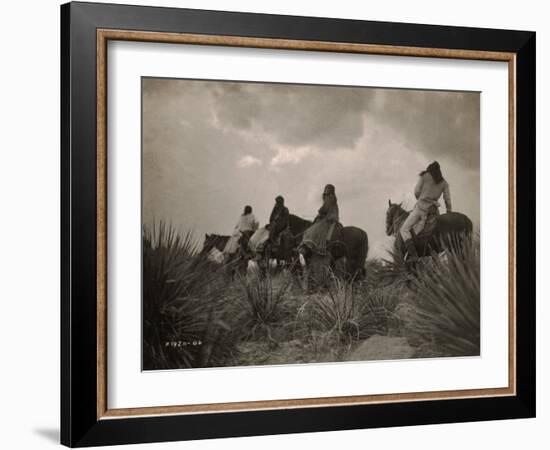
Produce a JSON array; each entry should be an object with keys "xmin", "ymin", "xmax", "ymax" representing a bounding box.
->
[
  {"xmin": 142, "ymin": 222, "xmax": 233, "ymax": 370},
  {"xmin": 233, "ymin": 269, "xmax": 294, "ymax": 341},
  {"xmin": 355, "ymin": 285, "xmax": 403, "ymax": 338},
  {"xmin": 406, "ymin": 235, "xmax": 480, "ymax": 357},
  {"xmin": 364, "ymin": 250, "xmax": 416, "ymax": 290},
  {"xmin": 298, "ymin": 270, "xmax": 405, "ymax": 340},
  {"xmin": 297, "ymin": 274, "xmax": 358, "ymax": 339}
]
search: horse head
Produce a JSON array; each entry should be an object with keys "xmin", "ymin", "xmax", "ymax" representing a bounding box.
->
[
  {"xmin": 201, "ymin": 233, "xmax": 215, "ymax": 254},
  {"xmin": 202, "ymin": 233, "xmax": 229, "ymax": 254},
  {"xmin": 288, "ymin": 214, "xmax": 312, "ymax": 236},
  {"xmin": 386, "ymin": 199, "xmax": 404, "ymax": 236}
]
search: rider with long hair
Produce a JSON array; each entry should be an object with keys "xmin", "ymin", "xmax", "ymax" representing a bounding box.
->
[
  {"xmin": 400, "ymin": 161, "xmax": 452, "ymax": 261},
  {"xmin": 268, "ymin": 195, "xmax": 290, "ymax": 249},
  {"xmin": 223, "ymin": 205, "xmax": 259, "ymax": 256},
  {"xmin": 301, "ymin": 184, "xmax": 339, "ymax": 254}
]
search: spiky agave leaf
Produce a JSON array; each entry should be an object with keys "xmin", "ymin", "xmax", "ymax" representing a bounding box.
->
[
  {"xmin": 364, "ymin": 248, "xmax": 416, "ymax": 289},
  {"xmin": 142, "ymin": 221, "xmax": 232, "ymax": 370},
  {"xmin": 408, "ymin": 235, "xmax": 480, "ymax": 357},
  {"xmin": 234, "ymin": 269, "xmax": 294, "ymax": 341},
  {"xmin": 355, "ymin": 284, "xmax": 403, "ymax": 338}
]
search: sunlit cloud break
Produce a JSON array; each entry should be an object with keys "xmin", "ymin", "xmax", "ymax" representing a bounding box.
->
[
  {"xmin": 270, "ymin": 145, "xmax": 312, "ymax": 167},
  {"xmin": 237, "ymin": 155, "xmax": 263, "ymax": 168}
]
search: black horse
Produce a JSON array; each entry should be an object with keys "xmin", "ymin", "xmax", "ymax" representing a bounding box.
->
[
  {"xmin": 299, "ymin": 223, "xmax": 369, "ymax": 281},
  {"xmin": 245, "ymin": 214, "xmax": 311, "ymax": 276},
  {"xmin": 385, "ymin": 200, "xmax": 473, "ymax": 258},
  {"xmin": 266, "ymin": 214, "xmax": 312, "ymax": 268},
  {"xmin": 201, "ymin": 233, "xmax": 230, "ymax": 256}
]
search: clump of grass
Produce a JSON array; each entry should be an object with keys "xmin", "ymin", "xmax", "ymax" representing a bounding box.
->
[
  {"xmin": 364, "ymin": 251, "xmax": 414, "ymax": 290},
  {"xmin": 142, "ymin": 222, "xmax": 233, "ymax": 370},
  {"xmin": 233, "ymin": 269, "xmax": 294, "ymax": 341},
  {"xmin": 355, "ymin": 285, "xmax": 403, "ymax": 338},
  {"xmin": 407, "ymin": 235, "xmax": 480, "ymax": 357},
  {"xmin": 296, "ymin": 270, "xmax": 403, "ymax": 345},
  {"xmin": 298, "ymin": 273, "xmax": 358, "ymax": 340},
  {"xmin": 293, "ymin": 273, "xmax": 403, "ymax": 362}
]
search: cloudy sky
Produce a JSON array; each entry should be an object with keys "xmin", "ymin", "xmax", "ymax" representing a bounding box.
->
[{"xmin": 142, "ymin": 78, "xmax": 480, "ymax": 259}]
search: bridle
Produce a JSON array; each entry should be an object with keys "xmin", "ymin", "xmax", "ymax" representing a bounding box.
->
[{"xmin": 387, "ymin": 205, "xmax": 407, "ymax": 237}]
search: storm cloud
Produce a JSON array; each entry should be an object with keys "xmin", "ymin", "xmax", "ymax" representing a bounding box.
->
[{"xmin": 142, "ymin": 78, "xmax": 480, "ymax": 259}]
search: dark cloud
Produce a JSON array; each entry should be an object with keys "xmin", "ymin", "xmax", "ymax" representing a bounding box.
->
[
  {"xmin": 209, "ymin": 82, "xmax": 479, "ymax": 169},
  {"xmin": 212, "ymin": 82, "xmax": 373, "ymax": 151},
  {"xmin": 372, "ymin": 89, "xmax": 480, "ymax": 168}
]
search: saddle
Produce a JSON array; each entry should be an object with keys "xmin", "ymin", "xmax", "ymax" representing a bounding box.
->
[
  {"xmin": 300, "ymin": 220, "xmax": 344, "ymax": 256},
  {"xmin": 412, "ymin": 205, "xmax": 439, "ymax": 238},
  {"xmin": 248, "ymin": 227, "xmax": 270, "ymax": 254}
]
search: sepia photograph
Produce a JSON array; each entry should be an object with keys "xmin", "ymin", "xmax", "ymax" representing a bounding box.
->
[{"xmin": 141, "ymin": 77, "xmax": 480, "ymax": 371}]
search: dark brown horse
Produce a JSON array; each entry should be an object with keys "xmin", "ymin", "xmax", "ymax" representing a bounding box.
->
[
  {"xmin": 267, "ymin": 214, "xmax": 312, "ymax": 267},
  {"xmin": 246, "ymin": 215, "xmax": 311, "ymax": 275},
  {"xmin": 299, "ymin": 223, "xmax": 369, "ymax": 281},
  {"xmin": 201, "ymin": 233, "xmax": 229, "ymax": 256},
  {"xmin": 386, "ymin": 200, "xmax": 473, "ymax": 258}
]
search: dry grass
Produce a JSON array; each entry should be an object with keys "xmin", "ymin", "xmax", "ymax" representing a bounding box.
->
[{"xmin": 232, "ymin": 269, "xmax": 295, "ymax": 341}]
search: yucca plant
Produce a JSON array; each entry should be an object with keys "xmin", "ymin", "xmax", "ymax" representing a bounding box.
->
[
  {"xmin": 364, "ymin": 249, "xmax": 417, "ymax": 290},
  {"xmin": 407, "ymin": 235, "xmax": 480, "ymax": 357},
  {"xmin": 142, "ymin": 222, "xmax": 232, "ymax": 370},
  {"xmin": 355, "ymin": 285, "xmax": 402, "ymax": 338},
  {"xmin": 234, "ymin": 269, "xmax": 294, "ymax": 341},
  {"xmin": 298, "ymin": 272, "xmax": 359, "ymax": 340}
]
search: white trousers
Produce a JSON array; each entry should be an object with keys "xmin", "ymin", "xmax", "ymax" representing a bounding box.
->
[{"xmin": 400, "ymin": 208, "xmax": 427, "ymax": 241}]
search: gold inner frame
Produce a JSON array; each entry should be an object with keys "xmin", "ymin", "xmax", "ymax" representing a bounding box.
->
[{"xmin": 96, "ymin": 29, "xmax": 517, "ymax": 420}]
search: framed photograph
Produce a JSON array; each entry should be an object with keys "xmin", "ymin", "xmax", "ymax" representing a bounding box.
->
[{"xmin": 61, "ymin": 2, "xmax": 535, "ymax": 447}]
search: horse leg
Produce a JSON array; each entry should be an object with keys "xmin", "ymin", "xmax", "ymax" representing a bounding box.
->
[
  {"xmin": 223, "ymin": 257, "xmax": 234, "ymax": 281},
  {"xmin": 230, "ymin": 258, "xmax": 238, "ymax": 281},
  {"xmin": 237, "ymin": 257, "xmax": 247, "ymax": 278},
  {"xmin": 298, "ymin": 250, "xmax": 309, "ymax": 292},
  {"xmin": 259, "ymin": 253, "xmax": 270, "ymax": 278},
  {"xmin": 344, "ymin": 256, "xmax": 355, "ymax": 280},
  {"xmin": 311, "ymin": 254, "xmax": 331, "ymax": 289},
  {"xmin": 347, "ymin": 233, "xmax": 368, "ymax": 281}
]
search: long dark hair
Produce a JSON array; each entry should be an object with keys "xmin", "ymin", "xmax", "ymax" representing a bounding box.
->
[
  {"xmin": 242, "ymin": 205, "xmax": 252, "ymax": 215},
  {"xmin": 420, "ymin": 161, "xmax": 444, "ymax": 184},
  {"xmin": 322, "ymin": 184, "xmax": 337, "ymax": 201}
]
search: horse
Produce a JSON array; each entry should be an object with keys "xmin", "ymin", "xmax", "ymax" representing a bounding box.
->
[
  {"xmin": 385, "ymin": 199, "xmax": 473, "ymax": 259},
  {"xmin": 201, "ymin": 232, "xmax": 251, "ymax": 278},
  {"xmin": 245, "ymin": 215, "xmax": 310, "ymax": 276},
  {"xmin": 298, "ymin": 223, "xmax": 369, "ymax": 283},
  {"xmin": 201, "ymin": 233, "xmax": 229, "ymax": 258},
  {"xmin": 268, "ymin": 214, "xmax": 312, "ymax": 268}
]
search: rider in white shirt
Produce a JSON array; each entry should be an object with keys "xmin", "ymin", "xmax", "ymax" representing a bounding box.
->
[
  {"xmin": 223, "ymin": 205, "xmax": 259, "ymax": 256},
  {"xmin": 400, "ymin": 161, "xmax": 452, "ymax": 261}
]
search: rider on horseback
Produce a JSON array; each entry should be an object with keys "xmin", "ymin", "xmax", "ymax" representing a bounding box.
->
[
  {"xmin": 268, "ymin": 195, "xmax": 290, "ymax": 251},
  {"xmin": 223, "ymin": 205, "xmax": 259, "ymax": 257},
  {"xmin": 401, "ymin": 161, "xmax": 452, "ymax": 261},
  {"xmin": 301, "ymin": 184, "xmax": 340, "ymax": 255}
]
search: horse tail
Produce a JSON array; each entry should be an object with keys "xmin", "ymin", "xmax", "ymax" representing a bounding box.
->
[
  {"xmin": 464, "ymin": 215, "xmax": 474, "ymax": 235},
  {"xmin": 446, "ymin": 213, "xmax": 474, "ymax": 254},
  {"xmin": 358, "ymin": 230, "xmax": 369, "ymax": 279},
  {"xmin": 346, "ymin": 228, "xmax": 368, "ymax": 280},
  {"xmin": 460, "ymin": 215, "xmax": 474, "ymax": 252}
]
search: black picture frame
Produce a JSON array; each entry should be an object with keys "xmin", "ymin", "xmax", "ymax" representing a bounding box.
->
[{"xmin": 61, "ymin": 1, "xmax": 535, "ymax": 447}]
